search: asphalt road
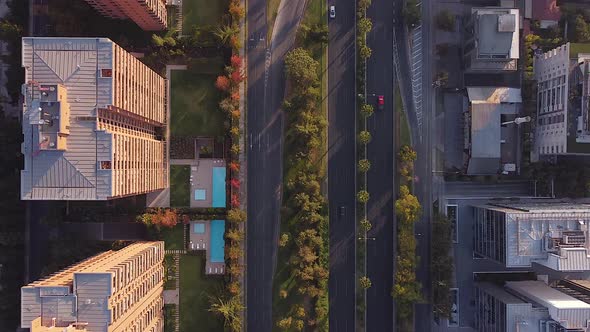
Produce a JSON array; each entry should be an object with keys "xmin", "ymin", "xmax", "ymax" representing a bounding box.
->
[
  {"xmin": 327, "ymin": 0, "xmax": 357, "ymax": 330},
  {"xmin": 246, "ymin": 0, "xmax": 306, "ymax": 330},
  {"xmin": 365, "ymin": 0, "xmax": 396, "ymax": 329}
]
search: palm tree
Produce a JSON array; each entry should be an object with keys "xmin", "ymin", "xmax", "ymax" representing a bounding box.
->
[
  {"xmin": 209, "ymin": 295, "xmax": 245, "ymax": 332},
  {"xmin": 214, "ymin": 24, "xmax": 239, "ymax": 46}
]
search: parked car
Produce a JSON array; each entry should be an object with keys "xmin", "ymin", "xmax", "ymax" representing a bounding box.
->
[{"xmin": 330, "ymin": 5, "xmax": 336, "ymax": 18}]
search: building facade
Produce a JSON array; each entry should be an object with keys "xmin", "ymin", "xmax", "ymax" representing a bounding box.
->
[
  {"xmin": 464, "ymin": 7, "xmax": 520, "ymax": 72},
  {"xmin": 21, "ymin": 241, "xmax": 165, "ymax": 332},
  {"xmin": 475, "ymin": 280, "xmax": 590, "ymax": 332},
  {"xmin": 473, "ymin": 201, "xmax": 590, "ymax": 271},
  {"xmin": 533, "ymin": 42, "xmax": 590, "ymax": 160},
  {"xmin": 83, "ymin": 0, "xmax": 167, "ymax": 31},
  {"xmin": 21, "ymin": 37, "xmax": 168, "ymax": 200}
]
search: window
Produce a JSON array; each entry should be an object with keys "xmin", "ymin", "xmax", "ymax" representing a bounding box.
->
[
  {"xmin": 101, "ymin": 69, "xmax": 113, "ymax": 77},
  {"xmin": 99, "ymin": 161, "xmax": 112, "ymax": 170}
]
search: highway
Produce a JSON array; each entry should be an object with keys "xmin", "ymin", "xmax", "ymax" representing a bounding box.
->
[
  {"xmin": 245, "ymin": 0, "xmax": 306, "ymax": 330},
  {"xmin": 365, "ymin": 0, "xmax": 396, "ymax": 329},
  {"xmin": 327, "ymin": 0, "xmax": 357, "ymax": 330}
]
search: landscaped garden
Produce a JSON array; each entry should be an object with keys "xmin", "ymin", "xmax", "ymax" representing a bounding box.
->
[
  {"xmin": 170, "ymin": 165, "xmax": 190, "ymax": 208},
  {"xmin": 169, "ymin": 68, "xmax": 226, "ymax": 138},
  {"xmin": 161, "ymin": 224, "xmax": 186, "ymax": 250},
  {"xmin": 179, "ymin": 254, "xmax": 224, "ymax": 331},
  {"xmin": 182, "ymin": 0, "xmax": 228, "ymax": 32}
]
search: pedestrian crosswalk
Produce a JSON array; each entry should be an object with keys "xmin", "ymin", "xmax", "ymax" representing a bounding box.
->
[{"xmin": 410, "ymin": 25, "xmax": 423, "ymax": 136}]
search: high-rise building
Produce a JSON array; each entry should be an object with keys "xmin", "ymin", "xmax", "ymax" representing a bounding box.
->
[
  {"xmin": 533, "ymin": 42, "xmax": 590, "ymax": 160},
  {"xmin": 475, "ymin": 280, "xmax": 590, "ymax": 332},
  {"xmin": 21, "ymin": 37, "xmax": 168, "ymax": 200},
  {"xmin": 464, "ymin": 7, "xmax": 520, "ymax": 72},
  {"xmin": 21, "ymin": 241, "xmax": 165, "ymax": 332},
  {"xmin": 473, "ymin": 201, "xmax": 590, "ymax": 271},
  {"xmin": 83, "ymin": 0, "xmax": 167, "ymax": 31}
]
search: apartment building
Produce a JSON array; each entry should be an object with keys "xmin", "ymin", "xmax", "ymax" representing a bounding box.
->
[
  {"xmin": 21, "ymin": 37, "xmax": 168, "ymax": 200},
  {"xmin": 83, "ymin": 0, "xmax": 167, "ymax": 31},
  {"xmin": 21, "ymin": 241, "xmax": 165, "ymax": 332},
  {"xmin": 473, "ymin": 201, "xmax": 590, "ymax": 271},
  {"xmin": 464, "ymin": 7, "xmax": 520, "ymax": 72},
  {"xmin": 533, "ymin": 42, "xmax": 590, "ymax": 160},
  {"xmin": 475, "ymin": 280, "xmax": 590, "ymax": 332}
]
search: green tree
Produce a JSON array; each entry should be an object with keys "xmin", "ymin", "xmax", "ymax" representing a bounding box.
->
[
  {"xmin": 209, "ymin": 296, "xmax": 245, "ymax": 332},
  {"xmin": 359, "ymin": 45, "xmax": 372, "ymax": 59},
  {"xmin": 358, "ymin": 0, "xmax": 372, "ymax": 11},
  {"xmin": 358, "ymin": 130, "xmax": 372, "ymax": 144},
  {"xmin": 227, "ymin": 209, "xmax": 247, "ymax": 223},
  {"xmin": 285, "ymin": 48, "xmax": 319, "ymax": 87},
  {"xmin": 403, "ymin": 0, "xmax": 421, "ymax": 28},
  {"xmin": 358, "ymin": 159, "xmax": 371, "ymax": 173},
  {"xmin": 358, "ymin": 18, "xmax": 373, "ymax": 34},
  {"xmin": 215, "ymin": 24, "xmax": 239, "ymax": 45},
  {"xmin": 399, "ymin": 145, "xmax": 417, "ymax": 163},
  {"xmin": 357, "ymin": 190, "xmax": 370, "ymax": 203},
  {"xmin": 395, "ymin": 185, "xmax": 421, "ymax": 223},
  {"xmin": 573, "ymin": 15, "xmax": 590, "ymax": 42},
  {"xmin": 359, "ymin": 276, "xmax": 372, "ymax": 289},
  {"xmin": 359, "ymin": 218, "xmax": 372, "ymax": 232},
  {"xmin": 360, "ymin": 103, "xmax": 374, "ymax": 117},
  {"xmin": 435, "ymin": 10, "xmax": 455, "ymax": 31},
  {"xmin": 279, "ymin": 233, "xmax": 290, "ymax": 247}
]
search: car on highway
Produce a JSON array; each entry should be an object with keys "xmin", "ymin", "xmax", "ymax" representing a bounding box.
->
[
  {"xmin": 329, "ymin": 5, "xmax": 336, "ymax": 18},
  {"xmin": 377, "ymin": 95, "xmax": 384, "ymax": 110},
  {"xmin": 339, "ymin": 206, "xmax": 346, "ymax": 217}
]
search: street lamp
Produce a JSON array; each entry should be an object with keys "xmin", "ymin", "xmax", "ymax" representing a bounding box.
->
[{"xmin": 502, "ymin": 116, "xmax": 531, "ymax": 126}]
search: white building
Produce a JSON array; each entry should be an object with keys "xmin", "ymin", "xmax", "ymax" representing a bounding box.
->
[
  {"xmin": 464, "ymin": 7, "xmax": 520, "ymax": 72},
  {"xmin": 533, "ymin": 42, "xmax": 590, "ymax": 160},
  {"xmin": 473, "ymin": 201, "xmax": 590, "ymax": 271},
  {"xmin": 21, "ymin": 37, "xmax": 168, "ymax": 200},
  {"xmin": 475, "ymin": 280, "xmax": 590, "ymax": 332}
]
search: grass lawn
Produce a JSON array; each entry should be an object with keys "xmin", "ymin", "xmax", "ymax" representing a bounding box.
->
[
  {"xmin": 396, "ymin": 86, "xmax": 411, "ymax": 146},
  {"xmin": 170, "ymin": 165, "xmax": 190, "ymax": 207},
  {"xmin": 161, "ymin": 225, "xmax": 185, "ymax": 250},
  {"xmin": 164, "ymin": 254, "xmax": 177, "ymax": 289},
  {"xmin": 164, "ymin": 304, "xmax": 177, "ymax": 332},
  {"xmin": 267, "ymin": 0, "xmax": 281, "ymax": 40},
  {"xmin": 179, "ymin": 254, "xmax": 224, "ymax": 332},
  {"xmin": 570, "ymin": 43, "xmax": 590, "ymax": 57},
  {"xmin": 182, "ymin": 0, "xmax": 228, "ymax": 32},
  {"xmin": 169, "ymin": 69, "xmax": 225, "ymax": 137}
]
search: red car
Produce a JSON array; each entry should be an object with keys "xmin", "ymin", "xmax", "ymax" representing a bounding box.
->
[{"xmin": 377, "ymin": 95, "xmax": 384, "ymax": 110}]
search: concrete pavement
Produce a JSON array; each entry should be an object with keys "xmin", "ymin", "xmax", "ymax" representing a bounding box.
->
[
  {"xmin": 365, "ymin": 0, "xmax": 396, "ymax": 329},
  {"xmin": 327, "ymin": 0, "xmax": 357, "ymax": 330}
]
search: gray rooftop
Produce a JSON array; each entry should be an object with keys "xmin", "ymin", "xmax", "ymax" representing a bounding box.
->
[{"xmin": 473, "ymin": 8, "xmax": 520, "ymax": 60}]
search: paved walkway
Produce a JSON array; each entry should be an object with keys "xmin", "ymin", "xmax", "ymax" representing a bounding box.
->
[{"xmin": 163, "ymin": 252, "xmax": 181, "ymax": 332}]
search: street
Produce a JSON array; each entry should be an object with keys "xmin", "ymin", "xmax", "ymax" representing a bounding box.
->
[
  {"xmin": 246, "ymin": 0, "xmax": 306, "ymax": 330},
  {"xmin": 365, "ymin": 0, "xmax": 396, "ymax": 329},
  {"xmin": 327, "ymin": 0, "xmax": 357, "ymax": 330}
]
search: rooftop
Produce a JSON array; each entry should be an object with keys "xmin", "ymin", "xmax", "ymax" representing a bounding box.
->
[{"xmin": 473, "ymin": 8, "xmax": 520, "ymax": 60}]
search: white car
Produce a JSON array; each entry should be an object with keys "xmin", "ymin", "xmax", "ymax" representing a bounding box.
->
[{"xmin": 329, "ymin": 5, "xmax": 336, "ymax": 18}]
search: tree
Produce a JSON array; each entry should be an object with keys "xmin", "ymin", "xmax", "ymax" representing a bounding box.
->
[
  {"xmin": 359, "ymin": 45, "xmax": 372, "ymax": 59},
  {"xmin": 358, "ymin": 130, "xmax": 372, "ymax": 144},
  {"xmin": 399, "ymin": 145, "xmax": 417, "ymax": 163},
  {"xmin": 285, "ymin": 48, "xmax": 319, "ymax": 87},
  {"xmin": 279, "ymin": 233, "xmax": 290, "ymax": 247},
  {"xmin": 573, "ymin": 15, "xmax": 590, "ymax": 42},
  {"xmin": 435, "ymin": 10, "xmax": 455, "ymax": 32},
  {"xmin": 215, "ymin": 24, "xmax": 239, "ymax": 45},
  {"xmin": 209, "ymin": 296, "xmax": 245, "ymax": 332},
  {"xmin": 358, "ymin": 159, "xmax": 371, "ymax": 173},
  {"xmin": 215, "ymin": 75, "xmax": 231, "ymax": 91},
  {"xmin": 358, "ymin": 0, "xmax": 372, "ymax": 11},
  {"xmin": 359, "ymin": 218, "xmax": 372, "ymax": 232},
  {"xmin": 229, "ymin": 1, "xmax": 245, "ymax": 21},
  {"xmin": 227, "ymin": 209, "xmax": 247, "ymax": 223},
  {"xmin": 360, "ymin": 103, "xmax": 374, "ymax": 117},
  {"xmin": 358, "ymin": 18, "xmax": 373, "ymax": 34},
  {"xmin": 277, "ymin": 317, "xmax": 293, "ymax": 329},
  {"xmin": 357, "ymin": 190, "xmax": 370, "ymax": 203},
  {"xmin": 436, "ymin": 70, "xmax": 449, "ymax": 87},
  {"xmin": 226, "ymin": 228, "xmax": 244, "ymax": 242},
  {"xmin": 228, "ymin": 281, "xmax": 241, "ymax": 295},
  {"xmin": 395, "ymin": 185, "xmax": 421, "ymax": 223},
  {"xmin": 359, "ymin": 276, "xmax": 372, "ymax": 289},
  {"xmin": 403, "ymin": 0, "xmax": 421, "ymax": 28}
]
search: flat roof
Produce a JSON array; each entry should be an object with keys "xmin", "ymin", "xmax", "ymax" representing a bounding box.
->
[
  {"xmin": 474, "ymin": 8, "xmax": 520, "ymax": 59},
  {"xmin": 507, "ymin": 280, "xmax": 590, "ymax": 309}
]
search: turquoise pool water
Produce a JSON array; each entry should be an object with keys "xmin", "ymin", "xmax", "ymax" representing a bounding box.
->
[
  {"xmin": 210, "ymin": 220, "xmax": 225, "ymax": 263},
  {"xmin": 193, "ymin": 223, "xmax": 205, "ymax": 234},
  {"xmin": 212, "ymin": 167, "xmax": 226, "ymax": 208},
  {"xmin": 194, "ymin": 189, "xmax": 206, "ymax": 201}
]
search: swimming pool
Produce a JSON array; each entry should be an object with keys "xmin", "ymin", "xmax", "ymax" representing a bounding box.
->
[
  {"xmin": 210, "ymin": 220, "xmax": 225, "ymax": 263},
  {"xmin": 211, "ymin": 167, "xmax": 226, "ymax": 208}
]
